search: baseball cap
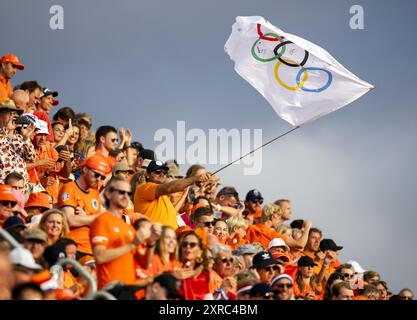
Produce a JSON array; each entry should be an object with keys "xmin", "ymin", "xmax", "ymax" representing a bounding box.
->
[
  {"xmin": 52, "ymin": 98, "xmax": 59, "ymax": 106},
  {"xmin": 297, "ymin": 256, "xmax": 318, "ymax": 267},
  {"xmin": 0, "ymin": 99, "xmax": 23, "ymax": 115},
  {"xmin": 36, "ymin": 119, "xmax": 49, "ymax": 135},
  {"xmin": 9, "ymin": 247, "xmax": 43, "ymax": 271},
  {"xmin": 23, "ymin": 228, "xmax": 48, "ymax": 243},
  {"xmin": 3, "ymin": 216, "xmax": 26, "ymax": 231},
  {"xmin": 249, "ymin": 283, "xmax": 272, "ymax": 298},
  {"xmin": 233, "ymin": 244, "xmax": 259, "ymax": 256},
  {"xmin": 245, "ymin": 189, "xmax": 264, "ymax": 202},
  {"xmin": 85, "ymin": 155, "xmax": 111, "ymax": 176},
  {"xmin": 139, "ymin": 149, "xmax": 155, "ymax": 161},
  {"xmin": 146, "ymin": 160, "xmax": 169, "ymax": 174},
  {"xmin": 0, "ymin": 53, "xmax": 25, "ymax": 70},
  {"xmin": 252, "ymin": 251, "xmax": 278, "ymax": 269},
  {"xmin": 25, "ymin": 192, "xmax": 51, "ymax": 209},
  {"xmin": 347, "ymin": 260, "xmax": 366, "ymax": 274},
  {"xmin": 78, "ymin": 255, "xmax": 95, "ymax": 267},
  {"xmin": 274, "ymin": 253, "xmax": 291, "ymax": 264},
  {"xmin": 268, "ymin": 238, "xmax": 290, "ymax": 252},
  {"xmin": 153, "ymin": 273, "xmax": 183, "ymax": 300},
  {"xmin": 0, "ymin": 184, "xmax": 18, "ymax": 203},
  {"xmin": 112, "ymin": 163, "xmax": 134, "ymax": 175},
  {"xmin": 320, "ymin": 239, "xmax": 343, "ymax": 252},
  {"xmin": 40, "ymin": 88, "xmax": 58, "ymax": 98},
  {"xmin": 271, "ymin": 274, "xmax": 294, "ymax": 287}
]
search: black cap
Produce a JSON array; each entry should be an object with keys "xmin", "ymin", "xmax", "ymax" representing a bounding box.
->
[
  {"xmin": 290, "ymin": 219, "xmax": 304, "ymax": 229},
  {"xmin": 139, "ymin": 149, "xmax": 155, "ymax": 161},
  {"xmin": 245, "ymin": 189, "xmax": 264, "ymax": 202},
  {"xmin": 297, "ymin": 256, "xmax": 318, "ymax": 267},
  {"xmin": 3, "ymin": 216, "xmax": 26, "ymax": 231},
  {"xmin": 249, "ymin": 283, "xmax": 272, "ymax": 298},
  {"xmin": 252, "ymin": 251, "xmax": 277, "ymax": 268},
  {"xmin": 153, "ymin": 273, "xmax": 183, "ymax": 300},
  {"xmin": 146, "ymin": 160, "xmax": 169, "ymax": 174},
  {"xmin": 40, "ymin": 87, "xmax": 58, "ymax": 98},
  {"xmin": 320, "ymin": 239, "xmax": 343, "ymax": 252}
]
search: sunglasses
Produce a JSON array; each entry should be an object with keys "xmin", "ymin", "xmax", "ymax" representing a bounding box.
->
[
  {"xmin": 274, "ymin": 283, "xmax": 294, "ymax": 289},
  {"xmin": 110, "ymin": 188, "xmax": 132, "ymax": 197},
  {"xmin": 152, "ymin": 170, "xmax": 167, "ymax": 176},
  {"xmin": 400, "ymin": 296, "xmax": 413, "ymax": 300},
  {"xmin": 263, "ymin": 265, "xmax": 280, "ymax": 272},
  {"xmin": 0, "ymin": 201, "xmax": 17, "ymax": 207},
  {"xmin": 219, "ymin": 257, "xmax": 234, "ymax": 264},
  {"xmin": 111, "ymin": 138, "xmax": 118, "ymax": 143},
  {"xmin": 343, "ymin": 273, "xmax": 354, "ymax": 279},
  {"xmin": 182, "ymin": 241, "xmax": 198, "ymax": 249},
  {"xmin": 89, "ymin": 169, "xmax": 106, "ymax": 180},
  {"xmin": 251, "ymin": 199, "xmax": 263, "ymax": 205},
  {"xmin": 203, "ymin": 221, "xmax": 215, "ymax": 227}
]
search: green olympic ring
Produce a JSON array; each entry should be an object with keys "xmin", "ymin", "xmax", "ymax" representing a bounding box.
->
[{"xmin": 251, "ymin": 33, "xmax": 286, "ymax": 62}]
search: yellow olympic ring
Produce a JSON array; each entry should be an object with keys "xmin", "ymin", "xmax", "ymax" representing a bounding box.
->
[{"xmin": 274, "ymin": 59, "xmax": 308, "ymax": 91}]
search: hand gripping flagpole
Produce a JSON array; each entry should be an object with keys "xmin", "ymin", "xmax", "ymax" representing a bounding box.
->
[{"xmin": 212, "ymin": 126, "xmax": 300, "ymax": 175}]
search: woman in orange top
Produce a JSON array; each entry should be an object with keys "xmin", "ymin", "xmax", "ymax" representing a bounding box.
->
[
  {"xmin": 146, "ymin": 226, "xmax": 181, "ymax": 276},
  {"xmin": 293, "ymin": 256, "xmax": 323, "ymax": 300}
]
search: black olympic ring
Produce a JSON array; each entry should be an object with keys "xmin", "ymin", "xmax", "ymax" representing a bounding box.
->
[{"xmin": 274, "ymin": 41, "xmax": 309, "ymax": 67}]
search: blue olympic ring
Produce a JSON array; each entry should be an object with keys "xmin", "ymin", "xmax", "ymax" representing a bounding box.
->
[{"xmin": 295, "ymin": 67, "xmax": 333, "ymax": 93}]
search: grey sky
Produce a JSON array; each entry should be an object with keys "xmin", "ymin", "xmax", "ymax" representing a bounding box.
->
[{"xmin": 2, "ymin": 0, "xmax": 417, "ymax": 292}]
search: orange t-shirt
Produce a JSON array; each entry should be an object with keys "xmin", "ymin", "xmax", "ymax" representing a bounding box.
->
[
  {"xmin": 28, "ymin": 145, "xmax": 62, "ymax": 203},
  {"xmin": 92, "ymin": 151, "xmax": 116, "ymax": 169},
  {"xmin": 133, "ymin": 182, "xmax": 178, "ymax": 230},
  {"xmin": 147, "ymin": 254, "xmax": 181, "ymax": 277},
  {"xmin": 90, "ymin": 211, "xmax": 137, "ymax": 290},
  {"xmin": 293, "ymin": 281, "xmax": 323, "ymax": 300},
  {"xmin": 58, "ymin": 181, "xmax": 102, "ymax": 255},
  {"xmin": 245, "ymin": 223, "xmax": 288, "ymax": 249},
  {"xmin": 0, "ymin": 74, "xmax": 12, "ymax": 101}
]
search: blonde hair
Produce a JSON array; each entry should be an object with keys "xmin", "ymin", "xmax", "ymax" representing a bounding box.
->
[
  {"xmin": 227, "ymin": 216, "xmax": 248, "ymax": 234},
  {"xmin": 261, "ymin": 203, "xmax": 282, "ymax": 223},
  {"xmin": 39, "ymin": 209, "xmax": 69, "ymax": 242},
  {"xmin": 155, "ymin": 226, "xmax": 178, "ymax": 265}
]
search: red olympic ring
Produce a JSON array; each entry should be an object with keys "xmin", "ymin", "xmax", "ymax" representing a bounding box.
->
[{"xmin": 257, "ymin": 24, "xmax": 285, "ymax": 42}]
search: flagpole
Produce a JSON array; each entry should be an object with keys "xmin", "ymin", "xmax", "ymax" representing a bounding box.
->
[{"xmin": 212, "ymin": 125, "xmax": 300, "ymax": 175}]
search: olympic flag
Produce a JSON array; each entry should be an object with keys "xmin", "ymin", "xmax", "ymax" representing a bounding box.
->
[{"xmin": 225, "ymin": 16, "xmax": 374, "ymax": 126}]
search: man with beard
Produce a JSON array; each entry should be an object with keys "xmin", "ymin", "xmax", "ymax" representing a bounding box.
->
[
  {"xmin": 134, "ymin": 160, "xmax": 210, "ymax": 230},
  {"xmin": 91, "ymin": 176, "xmax": 153, "ymax": 289},
  {"xmin": 58, "ymin": 155, "xmax": 111, "ymax": 258}
]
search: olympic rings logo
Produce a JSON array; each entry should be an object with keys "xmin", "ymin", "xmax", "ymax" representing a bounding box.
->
[{"xmin": 251, "ymin": 23, "xmax": 333, "ymax": 93}]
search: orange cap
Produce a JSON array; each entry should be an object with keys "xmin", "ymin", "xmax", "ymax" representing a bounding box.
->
[
  {"xmin": 0, "ymin": 53, "xmax": 25, "ymax": 70},
  {"xmin": 0, "ymin": 185, "xmax": 18, "ymax": 202},
  {"xmin": 25, "ymin": 192, "xmax": 51, "ymax": 209},
  {"xmin": 85, "ymin": 155, "xmax": 111, "ymax": 176},
  {"xmin": 176, "ymin": 225, "xmax": 193, "ymax": 239}
]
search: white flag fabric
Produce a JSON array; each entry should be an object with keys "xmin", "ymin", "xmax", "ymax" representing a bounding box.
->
[{"xmin": 224, "ymin": 16, "xmax": 374, "ymax": 126}]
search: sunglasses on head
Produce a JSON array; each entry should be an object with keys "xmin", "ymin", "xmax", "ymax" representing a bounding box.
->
[
  {"xmin": 263, "ymin": 265, "xmax": 280, "ymax": 272},
  {"xmin": 203, "ymin": 221, "xmax": 215, "ymax": 227},
  {"xmin": 0, "ymin": 201, "xmax": 17, "ymax": 207},
  {"xmin": 110, "ymin": 187, "xmax": 132, "ymax": 197},
  {"xmin": 182, "ymin": 241, "xmax": 198, "ymax": 249},
  {"xmin": 219, "ymin": 257, "xmax": 234, "ymax": 264}
]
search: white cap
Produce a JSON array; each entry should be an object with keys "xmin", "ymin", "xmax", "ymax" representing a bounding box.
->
[
  {"xmin": 9, "ymin": 247, "xmax": 43, "ymax": 270},
  {"xmin": 268, "ymin": 238, "xmax": 290, "ymax": 252},
  {"xmin": 347, "ymin": 260, "xmax": 366, "ymax": 273},
  {"xmin": 36, "ymin": 119, "xmax": 49, "ymax": 135},
  {"xmin": 21, "ymin": 113, "xmax": 39, "ymax": 125}
]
